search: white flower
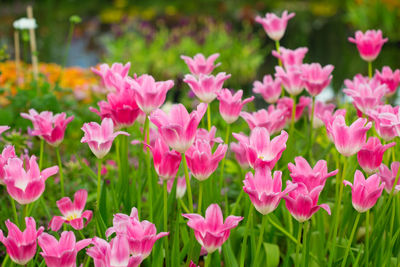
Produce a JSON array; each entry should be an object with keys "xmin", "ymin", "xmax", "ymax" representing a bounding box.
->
[{"xmin": 13, "ymin": 18, "xmax": 37, "ymax": 30}]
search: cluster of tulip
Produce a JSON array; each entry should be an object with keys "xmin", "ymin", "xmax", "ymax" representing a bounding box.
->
[{"xmin": 0, "ymin": 9, "xmax": 400, "ymax": 267}]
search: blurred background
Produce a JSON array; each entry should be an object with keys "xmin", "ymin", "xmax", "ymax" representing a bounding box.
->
[{"xmin": 1, "ymin": 0, "xmax": 400, "ymax": 93}]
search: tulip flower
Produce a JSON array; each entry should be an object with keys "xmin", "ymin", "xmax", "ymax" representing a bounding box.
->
[
  {"xmin": 0, "ymin": 145, "xmax": 16, "ymax": 185},
  {"xmin": 149, "ymin": 103, "xmax": 207, "ymax": 153},
  {"xmin": 49, "ymin": 189, "xmax": 93, "ymax": 231},
  {"xmin": 231, "ymin": 140, "xmax": 250, "ymax": 169},
  {"xmin": 182, "ymin": 203, "xmax": 243, "ymax": 253},
  {"xmin": 195, "ymin": 126, "xmax": 223, "ymax": 146},
  {"xmin": 252, "ymin": 75, "xmax": 282, "ymax": 104},
  {"xmin": 344, "ymin": 170, "xmax": 385, "ymax": 212},
  {"xmin": 106, "ymin": 207, "xmax": 168, "ymax": 259},
  {"xmin": 378, "ymin": 162, "xmax": 400, "ymax": 194},
  {"xmin": 288, "ymin": 156, "xmax": 338, "ymax": 191},
  {"xmin": 240, "ymin": 107, "xmax": 287, "ymax": 135},
  {"xmin": 0, "ymin": 126, "xmax": 10, "ymax": 135},
  {"xmin": 301, "ymin": 63, "xmax": 334, "ymax": 96},
  {"xmin": 91, "ymin": 62, "xmax": 131, "ymax": 89},
  {"xmin": 243, "ymin": 165, "xmax": 297, "ymax": 215},
  {"xmin": 309, "ymin": 101, "xmax": 335, "ymax": 128},
  {"xmin": 87, "ymin": 236, "xmax": 142, "ymax": 267},
  {"xmin": 38, "ymin": 231, "xmax": 91, "ymax": 267},
  {"xmin": 0, "ymin": 217, "xmax": 44, "ymax": 265},
  {"xmin": 4, "ymin": 156, "xmax": 59, "ymax": 204},
  {"xmin": 183, "ymin": 73, "xmax": 231, "ymax": 103},
  {"xmin": 185, "ymin": 140, "xmax": 227, "ymax": 181},
  {"xmin": 272, "ymin": 47, "xmax": 308, "ymax": 69},
  {"xmin": 181, "ymin": 53, "xmax": 221, "ymax": 75},
  {"xmin": 322, "ymin": 109, "xmax": 346, "ymax": 141},
  {"xmin": 216, "ymin": 89, "xmax": 254, "ymax": 124},
  {"xmin": 106, "ymin": 86, "xmax": 141, "ymax": 128},
  {"xmin": 130, "ymin": 74, "xmax": 174, "ymax": 115},
  {"xmin": 283, "ymin": 182, "xmax": 331, "ymax": 222},
  {"xmin": 81, "ymin": 118, "xmax": 129, "ymax": 159},
  {"xmin": 348, "ymin": 30, "xmax": 388, "ymax": 62},
  {"xmin": 233, "ymin": 127, "xmax": 288, "ymax": 169},
  {"xmin": 277, "ymin": 96, "xmax": 312, "ymax": 123},
  {"xmin": 255, "ymin": 11, "xmax": 295, "ymax": 41},
  {"xmin": 328, "ymin": 114, "xmax": 371, "ymax": 157},
  {"xmin": 375, "ymin": 66, "xmax": 400, "ymax": 96},
  {"xmin": 357, "ymin": 137, "xmax": 395, "ymax": 174},
  {"xmin": 145, "ymin": 138, "xmax": 182, "ymax": 181},
  {"xmin": 21, "ymin": 109, "xmax": 74, "ymax": 146},
  {"xmin": 165, "ymin": 175, "xmax": 187, "ymax": 199},
  {"xmin": 275, "ymin": 66, "xmax": 305, "ymax": 96}
]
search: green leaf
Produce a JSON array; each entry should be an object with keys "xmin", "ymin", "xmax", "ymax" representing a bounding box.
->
[
  {"xmin": 222, "ymin": 240, "xmax": 239, "ymax": 267},
  {"xmin": 263, "ymin": 243, "xmax": 280, "ymax": 267}
]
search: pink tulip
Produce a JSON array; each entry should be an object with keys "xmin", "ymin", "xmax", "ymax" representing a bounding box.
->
[
  {"xmin": 182, "ymin": 203, "xmax": 243, "ymax": 253},
  {"xmin": 348, "ymin": 30, "xmax": 388, "ymax": 62},
  {"xmin": 322, "ymin": 109, "xmax": 346, "ymax": 141},
  {"xmin": 275, "ymin": 66, "xmax": 304, "ymax": 96},
  {"xmin": 272, "ymin": 47, "xmax": 308, "ymax": 69},
  {"xmin": 81, "ymin": 118, "xmax": 129, "ymax": 159},
  {"xmin": 375, "ymin": 66, "xmax": 400, "ymax": 96},
  {"xmin": 378, "ymin": 162, "xmax": 400, "ymax": 194},
  {"xmin": 106, "ymin": 86, "xmax": 141, "ymax": 128},
  {"xmin": 368, "ymin": 105, "xmax": 399, "ymax": 141},
  {"xmin": 309, "ymin": 101, "xmax": 335, "ymax": 128},
  {"xmin": 357, "ymin": 137, "xmax": 395, "ymax": 174},
  {"xmin": 185, "ymin": 140, "xmax": 227, "ymax": 181},
  {"xmin": 277, "ymin": 96, "xmax": 312, "ymax": 123},
  {"xmin": 91, "ymin": 62, "xmax": 131, "ymax": 90},
  {"xmin": 0, "ymin": 126, "xmax": 10, "ymax": 135},
  {"xmin": 149, "ymin": 103, "xmax": 207, "ymax": 153},
  {"xmin": 344, "ymin": 170, "xmax": 385, "ymax": 212},
  {"xmin": 49, "ymin": 189, "xmax": 93, "ymax": 232},
  {"xmin": 189, "ymin": 261, "xmax": 200, "ymax": 267},
  {"xmin": 145, "ymin": 138, "xmax": 182, "ymax": 181},
  {"xmin": 0, "ymin": 145, "xmax": 16, "ymax": 185},
  {"xmin": 328, "ymin": 114, "xmax": 371, "ymax": 156},
  {"xmin": 183, "ymin": 73, "xmax": 231, "ymax": 103},
  {"xmin": 244, "ymin": 165, "xmax": 297, "ymax": 215},
  {"xmin": 106, "ymin": 207, "xmax": 168, "ymax": 259},
  {"xmin": 21, "ymin": 109, "xmax": 74, "ymax": 146},
  {"xmin": 216, "ymin": 89, "xmax": 254, "ymax": 124},
  {"xmin": 4, "ymin": 156, "xmax": 58, "ymax": 204},
  {"xmin": 38, "ymin": 231, "xmax": 91, "ymax": 267},
  {"xmin": 181, "ymin": 53, "xmax": 221, "ymax": 75},
  {"xmin": 195, "ymin": 126, "xmax": 223, "ymax": 146},
  {"xmin": 301, "ymin": 63, "xmax": 334, "ymax": 96},
  {"xmin": 283, "ymin": 182, "xmax": 331, "ymax": 222},
  {"xmin": 255, "ymin": 11, "xmax": 295, "ymax": 41},
  {"xmin": 0, "ymin": 217, "xmax": 44, "ymax": 265},
  {"xmin": 233, "ymin": 127, "xmax": 288, "ymax": 169},
  {"xmin": 165, "ymin": 175, "xmax": 187, "ymax": 199},
  {"xmin": 87, "ymin": 236, "xmax": 142, "ymax": 267},
  {"xmin": 252, "ymin": 75, "xmax": 282, "ymax": 104},
  {"xmin": 130, "ymin": 74, "xmax": 174, "ymax": 115},
  {"xmin": 89, "ymin": 100, "xmax": 113, "ymax": 121},
  {"xmin": 240, "ymin": 107, "xmax": 287, "ymax": 135},
  {"xmin": 231, "ymin": 140, "xmax": 250, "ymax": 169}
]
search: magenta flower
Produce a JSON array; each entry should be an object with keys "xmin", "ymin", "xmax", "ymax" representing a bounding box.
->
[
  {"xmin": 145, "ymin": 138, "xmax": 182, "ymax": 181},
  {"xmin": 288, "ymin": 157, "xmax": 338, "ymax": 191},
  {"xmin": 185, "ymin": 140, "xmax": 227, "ymax": 181},
  {"xmin": 89, "ymin": 100, "xmax": 113, "ymax": 121},
  {"xmin": 195, "ymin": 126, "xmax": 223, "ymax": 146},
  {"xmin": 252, "ymin": 75, "xmax": 282, "ymax": 104},
  {"xmin": 182, "ymin": 203, "xmax": 243, "ymax": 253},
  {"xmin": 301, "ymin": 63, "xmax": 334, "ymax": 96},
  {"xmin": 275, "ymin": 66, "xmax": 304, "ymax": 96},
  {"xmin": 130, "ymin": 74, "xmax": 174, "ymax": 115},
  {"xmin": 255, "ymin": 11, "xmax": 295, "ymax": 41},
  {"xmin": 0, "ymin": 217, "xmax": 44, "ymax": 265},
  {"xmin": 328, "ymin": 114, "xmax": 371, "ymax": 157},
  {"xmin": 233, "ymin": 127, "xmax": 288, "ymax": 169},
  {"xmin": 4, "ymin": 156, "xmax": 58, "ymax": 204},
  {"xmin": 0, "ymin": 145, "xmax": 16, "ymax": 185},
  {"xmin": 344, "ymin": 170, "xmax": 385, "ymax": 212},
  {"xmin": 369, "ymin": 105, "xmax": 400, "ymax": 141},
  {"xmin": 231, "ymin": 140, "xmax": 250, "ymax": 169},
  {"xmin": 38, "ymin": 231, "xmax": 91, "ymax": 267},
  {"xmin": 309, "ymin": 101, "xmax": 335, "ymax": 128},
  {"xmin": 348, "ymin": 30, "xmax": 388, "ymax": 62},
  {"xmin": 149, "ymin": 103, "xmax": 207, "ymax": 153},
  {"xmin": 106, "ymin": 207, "xmax": 168, "ymax": 259},
  {"xmin": 183, "ymin": 73, "xmax": 231, "ymax": 103},
  {"xmin": 87, "ymin": 236, "xmax": 142, "ymax": 267},
  {"xmin": 272, "ymin": 47, "xmax": 308, "ymax": 69},
  {"xmin": 81, "ymin": 118, "xmax": 129, "ymax": 159},
  {"xmin": 240, "ymin": 107, "xmax": 287, "ymax": 135},
  {"xmin": 216, "ymin": 89, "xmax": 254, "ymax": 124},
  {"xmin": 21, "ymin": 109, "xmax": 74, "ymax": 146},
  {"xmin": 357, "ymin": 137, "xmax": 395, "ymax": 174},
  {"xmin": 378, "ymin": 162, "xmax": 400, "ymax": 194},
  {"xmin": 375, "ymin": 66, "xmax": 400, "ymax": 96},
  {"xmin": 277, "ymin": 96, "xmax": 312, "ymax": 123},
  {"xmin": 322, "ymin": 109, "xmax": 347, "ymax": 141},
  {"xmin": 243, "ymin": 166, "xmax": 297, "ymax": 215},
  {"xmin": 49, "ymin": 189, "xmax": 93, "ymax": 232},
  {"xmin": 106, "ymin": 86, "xmax": 141, "ymax": 128},
  {"xmin": 0, "ymin": 126, "xmax": 10, "ymax": 135},
  {"xmin": 181, "ymin": 53, "xmax": 221, "ymax": 75},
  {"xmin": 283, "ymin": 182, "xmax": 331, "ymax": 222},
  {"xmin": 165, "ymin": 175, "xmax": 187, "ymax": 199},
  {"xmin": 91, "ymin": 62, "xmax": 131, "ymax": 89}
]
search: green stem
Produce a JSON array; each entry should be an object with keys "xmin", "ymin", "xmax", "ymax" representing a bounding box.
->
[
  {"xmin": 182, "ymin": 155, "xmax": 193, "ymax": 213},
  {"xmin": 239, "ymin": 205, "xmax": 254, "ymax": 267},
  {"xmin": 204, "ymin": 252, "xmax": 212, "ymax": 267},
  {"xmin": 56, "ymin": 147, "xmax": 65, "ymax": 197},
  {"xmin": 231, "ymin": 189, "xmax": 245, "ymax": 215},
  {"xmin": 207, "ymin": 104, "xmax": 211, "ymax": 131},
  {"xmin": 275, "ymin": 40, "xmax": 286, "ymax": 98},
  {"xmin": 179, "ymin": 198, "xmax": 190, "ymax": 213},
  {"xmin": 39, "ymin": 139, "xmax": 44, "ymax": 169},
  {"xmin": 254, "ymin": 215, "xmax": 267, "ymax": 266},
  {"xmin": 296, "ymin": 223, "xmax": 303, "ymax": 267},
  {"xmin": 289, "ymin": 94, "xmax": 297, "ymax": 138},
  {"xmin": 1, "ymin": 254, "xmax": 9, "ymax": 267},
  {"xmin": 23, "ymin": 204, "xmax": 29, "ymax": 218},
  {"xmin": 163, "ymin": 181, "xmax": 169, "ymax": 267},
  {"xmin": 365, "ymin": 210, "xmax": 370, "ymax": 267},
  {"xmin": 10, "ymin": 196, "xmax": 19, "ymax": 226},
  {"xmin": 78, "ymin": 229, "xmax": 86, "ymax": 240},
  {"xmin": 97, "ymin": 159, "xmax": 103, "ymax": 211},
  {"xmin": 198, "ymin": 182, "xmax": 203, "ymax": 213},
  {"xmin": 144, "ymin": 116, "xmax": 153, "ymax": 220},
  {"xmin": 368, "ymin": 61, "xmax": 372, "ymax": 79},
  {"xmin": 267, "ymin": 216, "xmax": 298, "ymax": 244},
  {"xmin": 341, "ymin": 213, "xmax": 361, "ymax": 267},
  {"xmin": 62, "ymin": 22, "xmax": 75, "ymax": 68}
]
